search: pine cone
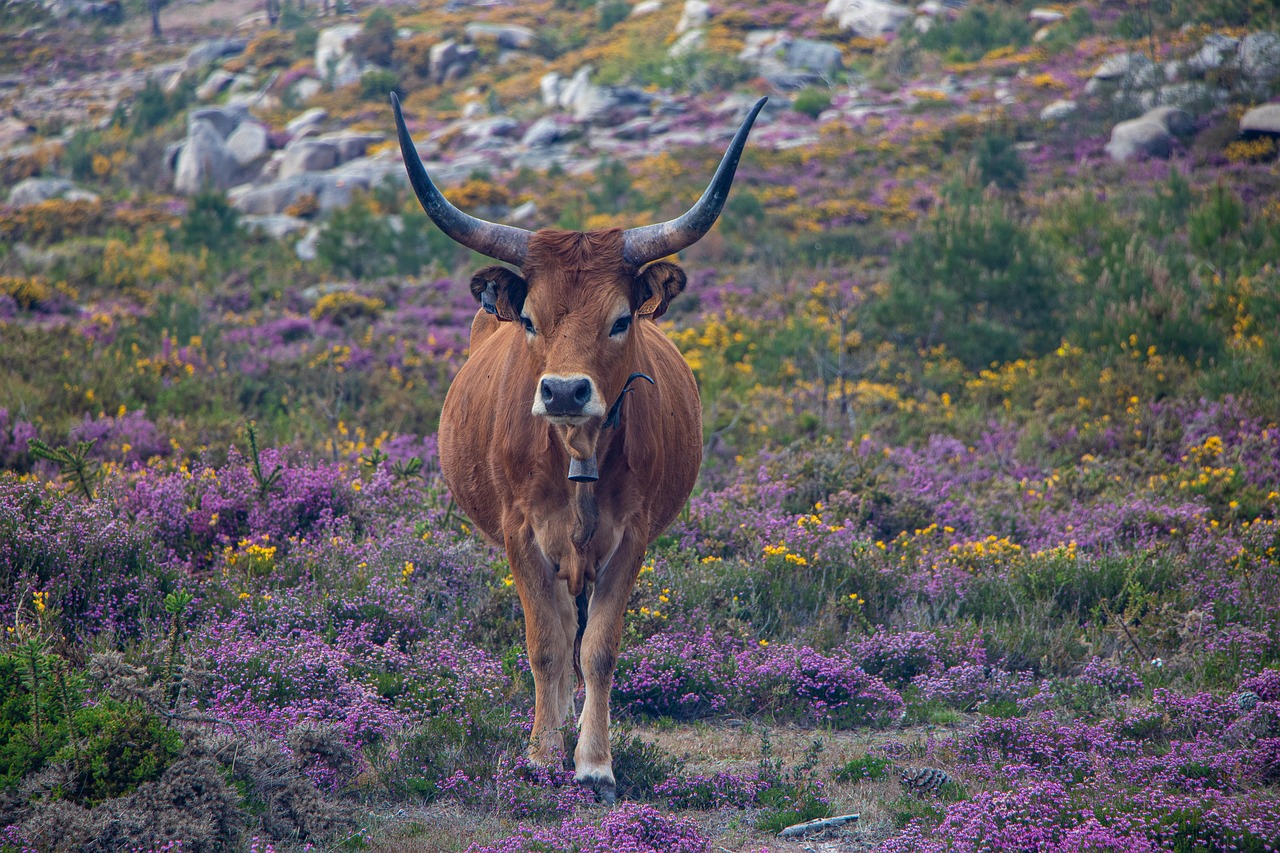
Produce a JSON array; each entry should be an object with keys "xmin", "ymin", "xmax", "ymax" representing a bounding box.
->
[{"xmin": 899, "ymin": 766, "xmax": 952, "ymax": 796}]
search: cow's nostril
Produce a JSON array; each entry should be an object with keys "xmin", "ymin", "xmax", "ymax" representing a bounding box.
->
[
  {"xmin": 572, "ymin": 379, "xmax": 591, "ymax": 406},
  {"xmin": 540, "ymin": 379, "xmax": 554, "ymax": 404}
]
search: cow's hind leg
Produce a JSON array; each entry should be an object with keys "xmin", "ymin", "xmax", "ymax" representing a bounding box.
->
[
  {"xmin": 508, "ymin": 530, "xmax": 577, "ymax": 765},
  {"xmin": 573, "ymin": 528, "xmax": 646, "ymax": 803}
]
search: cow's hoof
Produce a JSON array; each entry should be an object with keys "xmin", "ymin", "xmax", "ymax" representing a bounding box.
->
[{"xmin": 577, "ymin": 772, "xmax": 617, "ymax": 805}]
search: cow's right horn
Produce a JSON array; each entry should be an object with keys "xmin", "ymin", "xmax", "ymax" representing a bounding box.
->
[
  {"xmin": 622, "ymin": 97, "xmax": 767, "ymax": 268},
  {"xmin": 392, "ymin": 92, "xmax": 530, "ymax": 267}
]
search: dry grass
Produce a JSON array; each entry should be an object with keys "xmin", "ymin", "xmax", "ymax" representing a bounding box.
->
[{"xmin": 364, "ymin": 719, "xmax": 972, "ymax": 852}]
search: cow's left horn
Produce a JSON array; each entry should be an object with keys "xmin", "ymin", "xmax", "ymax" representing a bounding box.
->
[
  {"xmin": 392, "ymin": 92, "xmax": 530, "ymax": 267},
  {"xmin": 622, "ymin": 96, "xmax": 767, "ymax": 268}
]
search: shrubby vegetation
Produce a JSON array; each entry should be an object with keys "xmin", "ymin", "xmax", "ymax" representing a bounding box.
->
[{"xmin": 3, "ymin": 0, "xmax": 1280, "ymax": 850}]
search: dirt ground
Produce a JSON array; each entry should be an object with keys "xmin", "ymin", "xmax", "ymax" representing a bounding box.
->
[{"xmin": 364, "ymin": 720, "xmax": 970, "ymax": 853}]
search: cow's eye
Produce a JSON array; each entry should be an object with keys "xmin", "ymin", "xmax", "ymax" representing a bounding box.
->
[
  {"xmin": 610, "ymin": 315, "xmax": 632, "ymax": 336},
  {"xmin": 521, "ymin": 315, "xmax": 536, "ymax": 335}
]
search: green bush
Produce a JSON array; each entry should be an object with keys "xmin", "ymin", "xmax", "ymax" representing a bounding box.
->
[
  {"xmin": 172, "ymin": 187, "xmax": 241, "ymax": 255},
  {"xmin": 351, "ymin": 8, "xmax": 396, "ymax": 68},
  {"xmin": 792, "ymin": 87, "xmax": 832, "ymax": 119},
  {"xmin": 58, "ymin": 697, "xmax": 183, "ymax": 805},
  {"xmin": 973, "ymin": 134, "xmax": 1025, "ymax": 192},
  {"xmin": 359, "ymin": 68, "xmax": 400, "ymax": 101},
  {"xmin": 875, "ymin": 197, "xmax": 1063, "ymax": 369},
  {"xmin": 917, "ymin": 2, "xmax": 1032, "ymax": 62}
]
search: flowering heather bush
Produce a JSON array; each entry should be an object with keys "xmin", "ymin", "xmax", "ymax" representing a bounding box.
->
[
  {"xmin": 465, "ymin": 804, "xmax": 712, "ymax": 853},
  {"xmin": 0, "ymin": 476, "xmax": 170, "ymax": 637},
  {"xmin": 614, "ymin": 631, "xmax": 902, "ymax": 726},
  {"xmin": 653, "ymin": 770, "xmax": 768, "ymax": 810}
]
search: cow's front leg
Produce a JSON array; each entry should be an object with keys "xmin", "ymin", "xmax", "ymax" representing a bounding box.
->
[
  {"xmin": 573, "ymin": 526, "xmax": 646, "ymax": 803},
  {"xmin": 507, "ymin": 529, "xmax": 578, "ymax": 765}
]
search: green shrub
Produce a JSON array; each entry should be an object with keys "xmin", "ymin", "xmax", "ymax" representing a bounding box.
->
[
  {"xmin": 917, "ymin": 2, "xmax": 1032, "ymax": 62},
  {"xmin": 172, "ymin": 187, "xmax": 241, "ymax": 255},
  {"xmin": 973, "ymin": 134, "xmax": 1025, "ymax": 192},
  {"xmin": 598, "ymin": 0, "xmax": 630, "ymax": 30},
  {"xmin": 875, "ymin": 197, "xmax": 1063, "ymax": 369},
  {"xmin": 792, "ymin": 87, "xmax": 832, "ymax": 119},
  {"xmin": 58, "ymin": 697, "xmax": 183, "ymax": 805},
  {"xmin": 359, "ymin": 68, "xmax": 400, "ymax": 101},
  {"xmin": 351, "ymin": 8, "xmax": 396, "ymax": 68},
  {"xmin": 834, "ymin": 754, "xmax": 893, "ymax": 782}
]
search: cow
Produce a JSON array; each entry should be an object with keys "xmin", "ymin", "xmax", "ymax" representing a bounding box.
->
[{"xmin": 391, "ymin": 92, "xmax": 766, "ymax": 802}]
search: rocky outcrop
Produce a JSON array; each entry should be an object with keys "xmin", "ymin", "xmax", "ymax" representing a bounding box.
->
[
  {"xmin": 822, "ymin": 0, "xmax": 910, "ymax": 38},
  {"xmin": 1240, "ymin": 102, "xmax": 1280, "ymax": 136},
  {"xmin": 315, "ymin": 24, "xmax": 364, "ymax": 87},
  {"xmin": 1105, "ymin": 106, "xmax": 1193, "ymax": 163},
  {"xmin": 463, "ymin": 23, "xmax": 534, "ymax": 49},
  {"xmin": 174, "ymin": 120, "xmax": 240, "ymax": 194},
  {"xmin": 7, "ymin": 177, "xmax": 99, "ymax": 206}
]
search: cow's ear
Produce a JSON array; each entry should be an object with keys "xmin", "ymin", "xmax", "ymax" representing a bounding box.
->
[
  {"xmin": 635, "ymin": 261, "xmax": 687, "ymax": 320},
  {"xmin": 469, "ymin": 266, "xmax": 527, "ymax": 322}
]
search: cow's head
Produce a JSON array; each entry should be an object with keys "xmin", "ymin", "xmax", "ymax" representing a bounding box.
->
[{"xmin": 392, "ymin": 93, "xmax": 765, "ymax": 479}]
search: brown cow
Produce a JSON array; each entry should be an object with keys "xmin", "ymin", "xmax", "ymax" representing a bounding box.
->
[{"xmin": 392, "ymin": 92, "xmax": 765, "ymax": 801}]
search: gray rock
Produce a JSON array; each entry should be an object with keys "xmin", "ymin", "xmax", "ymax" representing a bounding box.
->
[
  {"xmin": 1039, "ymin": 99, "xmax": 1076, "ymax": 121},
  {"xmin": 1144, "ymin": 105, "xmax": 1195, "ymax": 137},
  {"xmin": 315, "ymin": 24, "xmax": 362, "ymax": 80},
  {"xmin": 296, "ymin": 226, "xmax": 320, "ymax": 261},
  {"xmin": 676, "ymin": 0, "xmax": 710, "ymax": 34},
  {"xmin": 668, "ymin": 29, "xmax": 704, "ymax": 58},
  {"xmin": 286, "ymin": 108, "xmax": 328, "ymax": 137},
  {"xmin": 1186, "ymin": 33, "xmax": 1238, "ymax": 75},
  {"xmin": 241, "ymin": 214, "xmax": 309, "ymax": 239},
  {"xmin": 333, "ymin": 54, "xmax": 368, "ymax": 89},
  {"xmin": 430, "ymin": 40, "xmax": 478, "ymax": 84},
  {"xmin": 317, "ymin": 131, "xmax": 386, "ymax": 162},
  {"xmin": 739, "ymin": 30, "xmax": 790, "ymax": 66},
  {"xmin": 1028, "ymin": 8, "xmax": 1064, "ymax": 23},
  {"xmin": 540, "ymin": 72, "xmax": 564, "ymax": 107},
  {"xmin": 225, "ymin": 121, "xmax": 271, "ymax": 168},
  {"xmin": 188, "ymin": 105, "xmax": 250, "ymax": 139},
  {"xmin": 464, "ymin": 23, "xmax": 534, "ymax": 49},
  {"xmin": 509, "ymin": 200, "xmax": 538, "ymax": 224},
  {"xmin": 614, "ymin": 116, "xmax": 664, "ymax": 140},
  {"xmin": 279, "ymin": 139, "xmax": 340, "ymax": 180},
  {"xmin": 1093, "ymin": 52, "xmax": 1157, "ymax": 87},
  {"xmin": 521, "ymin": 117, "xmax": 573, "ymax": 147},
  {"xmin": 631, "ymin": 0, "xmax": 662, "ymax": 15},
  {"xmin": 765, "ymin": 70, "xmax": 824, "ymax": 91},
  {"xmin": 292, "ymin": 78, "xmax": 323, "ymax": 104},
  {"xmin": 8, "ymin": 177, "xmax": 74, "ymax": 206},
  {"xmin": 823, "ymin": 0, "xmax": 911, "ymax": 38},
  {"xmin": 230, "ymin": 159, "xmax": 405, "ymax": 216},
  {"xmin": 196, "ymin": 69, "xmax": 236, "ymax": 101},
  {"xmin": 174, "ymin": 120, "xmax": 238, "ymax": 194},
  {"xmin": 184, "ymin": 38, "xmax": 247, "ymax": 73},
  {"xmin": 1237, "ymin": 31, "xmax": 1280, "ymax": 83},
  {"xmin": 1105, "ymin": 118, "xmax": 1170, "ymax": 162},
  {"xmin": 786, "ymin": 39, "xmax": 843, "ymax": 75},
  {"xmin": 1240, "ymin": 102, "xmax": 1280, "ymax": 135},
  {"xmin": 460, "ymin": 117, "xmax": 521, "ymax": 140}
]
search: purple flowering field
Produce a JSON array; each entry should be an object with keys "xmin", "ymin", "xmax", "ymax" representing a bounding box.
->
[{"xmin": 4, "ymin": 0, "xmax": 1280, "ymax": 851}]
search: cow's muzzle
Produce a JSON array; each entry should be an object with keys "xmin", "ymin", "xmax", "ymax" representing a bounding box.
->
[
  {"xmin": 566, "ymin": 373, "xmax": 655, "ymax": 484},
  {"xmin": 532, "ymin": 373, "xmax": 605, "ymax": 422}
]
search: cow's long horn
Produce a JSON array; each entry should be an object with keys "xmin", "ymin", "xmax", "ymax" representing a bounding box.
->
[
  {"xmin": 392, "ymin": 92, "xmax": 530, "ymax": 267},
  {"xmin": 622, "ymin": 97, "xmax": 767, "ymax": 268}
]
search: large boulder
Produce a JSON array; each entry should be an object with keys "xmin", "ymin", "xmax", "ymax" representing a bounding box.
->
[
  {"xmin": 430, "ymin": 40, "xmax": 478, "ymax": 84},
  {"xmin": 225, "ymin": 121, "xmax": 271, "ymax": 168},
  {"xmin": 278, "ymin": 139, "xmax": 340, "ymax": 181},
  {"xmin": 1237, "ymin": 32, "xmax": 1280, "ymax": 84},
  {"xmin": 315, "ymin": 24, "xmax": 362, "ymax": 80},
  {"xmin": 286, "ymin": 108, "xmax": 328, "ymax": 138},
  {"xmin": 464, "ymin": 23, "xmax": 534, "ymax": 49},
  {"xmin": 1105, "ymin": 117, "xmax": 1171, "ymax": 162},
  {"xmin": 8, "ymin": 177, "xmax": 98, "ymax": 206},
  {"xmin": 1039, "ymin": 99, "xmax": 1077, "ymax": 122},
  {"xmin": 183, "ymin": 38, "xmax": 247, "ymax": 73},
  {"xmin": 786, "ymin": 39, "xmax": 843, "ymax": 75},
  {"xmin": 196, "ymin": 69, "xmax": 236, "ymax": 101},
  {"xmin": 521, "ymin": 116, "xmax": 571, "ymax": 148},
  {"xmin": 1240, "ymin": 102, "xmax": 1280, "ymax": 136},
  {"xmin": 822, "ymin": 0, "xmax": 910, "ymax": 38},
  {"xmin": 676, "ymin": 0, "xmax": 710, "ymax": 34},
  {"xmin": 188, "ymin": 105, "xmax": 250, "ymax": 139},
  {"xmin": 174, "ymin": 120, "xmax": 239, "ymax": 194},
  {"xmin": 316, "ymin": 131, "xmax": 386, "ymax": 162},
  {"xmin": 1186, "ymin": 33, "xmax": 1239, "ymax": 76},
  {"xmin": 1143, "ymin": 105, "xmax": 1195, "ymax": 137},
  {"xmin": 1092, "ymin": 52, "xmax": 1158, "ymax": 87}
]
